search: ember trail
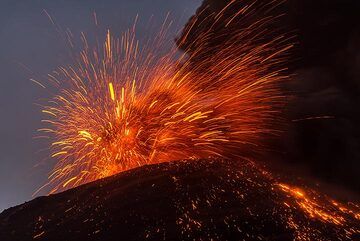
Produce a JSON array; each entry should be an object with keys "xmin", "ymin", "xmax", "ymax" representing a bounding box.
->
[{"xmin": 38, "ymin": 2, "xmax": 290, "ymax": 194}]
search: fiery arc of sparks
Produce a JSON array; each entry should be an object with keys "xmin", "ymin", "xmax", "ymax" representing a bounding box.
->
[{"xmin": 37, "ymin": 2, "xmax": 291, "ymax": 194}]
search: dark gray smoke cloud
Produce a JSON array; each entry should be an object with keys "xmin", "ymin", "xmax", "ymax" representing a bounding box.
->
[
  {"xmin": 282, "ymin": 0, "xmax": 360, "ymax": 190},
  {"xmin": 181, "ymin": 0, "xmax": 360, "ymax": 191}
]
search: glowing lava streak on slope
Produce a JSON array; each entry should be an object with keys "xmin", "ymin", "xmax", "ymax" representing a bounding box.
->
[{"xmin": 36, "ymin": 1, "xmax": 291, "ymax": 194}]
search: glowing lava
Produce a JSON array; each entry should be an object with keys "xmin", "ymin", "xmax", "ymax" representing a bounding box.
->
[{"xmin": 36, "ymin": 2, "xmax": 291, "ymax": 194}]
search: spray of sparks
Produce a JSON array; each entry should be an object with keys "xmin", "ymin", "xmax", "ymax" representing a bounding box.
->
[{"xmin": 37, "ymin": 4, "xmax": 290, "ymax": 194}]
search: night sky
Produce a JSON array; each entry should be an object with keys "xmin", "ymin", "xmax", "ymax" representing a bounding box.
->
[
  {"xmin": 1, "ymin": 0, "xmax": 360, "ymax": 212},
  {"xmin": 0, "ymin": 0, "xmax": 201, "ymax": 211}
]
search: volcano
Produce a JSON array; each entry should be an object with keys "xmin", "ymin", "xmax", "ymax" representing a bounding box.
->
[{"xmin": 1, "ymin": 159, "xmax": 358, "ymax": 240}]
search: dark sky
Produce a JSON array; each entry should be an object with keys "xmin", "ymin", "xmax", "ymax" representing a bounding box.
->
[{"xmin": 0, "ymin": 0, "xmax": 201, "ymax": 211}]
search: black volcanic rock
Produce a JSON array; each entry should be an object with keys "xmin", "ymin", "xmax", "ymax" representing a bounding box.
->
[{"xmin": 0, "ymin": 159, "xmax": 359, "ymax": 240}]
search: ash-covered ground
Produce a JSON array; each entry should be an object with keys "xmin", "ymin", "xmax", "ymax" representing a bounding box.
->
[{"xmin": 1, "ymin": 159, "xmax": 359, "ymax": 240}]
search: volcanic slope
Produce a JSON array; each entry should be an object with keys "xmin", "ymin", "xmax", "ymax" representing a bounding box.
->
[{"xmin": 0, "ymin": 159, "xmax": 359, "ymax": 240}]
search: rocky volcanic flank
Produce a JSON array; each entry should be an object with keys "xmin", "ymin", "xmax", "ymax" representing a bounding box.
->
[{"xmin": 1, "ymin": 159, "xmax": 359, "ymax": 240}]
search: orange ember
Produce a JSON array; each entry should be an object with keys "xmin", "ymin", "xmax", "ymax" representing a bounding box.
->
[{"xmin": 37, "ymin": 2, "xmax": 291, "ymax": 194}]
